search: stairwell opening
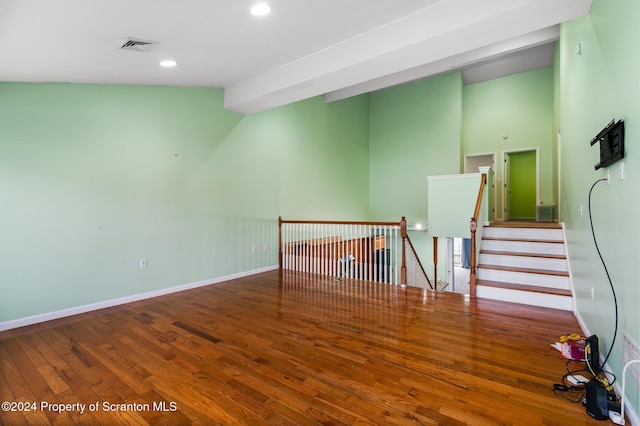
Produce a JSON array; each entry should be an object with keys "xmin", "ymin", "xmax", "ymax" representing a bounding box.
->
[{"xmin": 446, "ymin": 237, "xmax": 471, "ymax": 295}]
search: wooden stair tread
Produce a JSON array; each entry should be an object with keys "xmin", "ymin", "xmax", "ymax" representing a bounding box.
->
[
  {"xmin": 482, "ymin": 236, "xmax": 564, "ymax": 244},
  {"xmin": 480, "ymin": 250, "xmax": 566, "ymax": 260},
  {"xmin": 477, "ymin": 264, "xmax": 569, "ymax": 277},
  {"xmin": 477, "ymin": 280, "xmax": 572, "ymax": 297}
]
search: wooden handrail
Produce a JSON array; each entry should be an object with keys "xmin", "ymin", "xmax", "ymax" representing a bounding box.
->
[
  {"xmin": 469, "ymin": 173, "xmax": 487, "ymax": 298},
  {"xmin": 279, "ymin": 219, "xmax": 401, "ymax": 226},
  {"xmin": 472, "ymin": 173, "xmax": 487, "ymax": 220},
  {"xmin": 405, "ymin": 235, "xmax": 433, "ymax": 289}
]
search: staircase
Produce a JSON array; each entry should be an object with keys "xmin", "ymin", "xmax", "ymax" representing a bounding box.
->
[{"xmin": 476, "ymin": 222, "xmax": 573, "ymax": 311}]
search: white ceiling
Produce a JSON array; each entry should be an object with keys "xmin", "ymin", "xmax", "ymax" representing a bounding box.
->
[{"xmin": 0, "ymin": 0, "xmax": 592, "ymax": 114}]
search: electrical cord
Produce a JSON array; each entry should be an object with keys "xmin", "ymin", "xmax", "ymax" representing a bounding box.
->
[
  {"xmin": 553, "ymin": 360, "xmax": 589, "ymax": 403},
  {"xmin": 585, "ymin": 343, "xmax": 616, "ymax": 390},
  {"xmin": 559, "ymin": 333, "xmax": 582, "ymax": 343},
  {"xmin": 553, "ymin": 357, "xmax": 617, "ymax": 403},
  {"xmin": 552, "ymin": 180, "xmax": 621, "ymax": 405},
  {"xmin": 553, "ymin": 383, "xmax": 585, "ymax": 403},
  {"xmin": 564, "ymin": 359, "xmax": 591, "ymax": 385},
  {"xmin": 587, "ymin": 178, "xmax": 619, "ymax": 370}
]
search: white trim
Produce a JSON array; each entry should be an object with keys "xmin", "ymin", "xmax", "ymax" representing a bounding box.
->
[
  {"xmin": 476, "ymin": 268, "xmax": 569, "ymax": 289},
  {"xmin": 427, "ymin": 172, "xmax": 482, "ymax": 181},
  {"xmin": 476, "ymin": 285, "xmax": 572, "ymax": 310},
  {"xmin": 445, "ymin": 237, "xmax": 454, "ymax": 293},
  {"xmin": 502, "ymin": 151, "xmax": 509, "ymax": 221},
  {"xmin": 463, "ymin": 152, "xmax": 496, "ymax": 174},
  {"xmin": 502, "ymin": 147, "xmax": 540, "ymax": 220},
  {"xmin": 481, "ymin": 240, "xmax": 566, "ymax": 256},
  {"xmin": 561, "ymin": 222, "xmax": 576, "ymax": 312},
  {"xmin": 536, "ymin": 148, "xmax": 541, "ymax": 205},
  {"xmin": 478, "ymin": 253, "xmax": 567, "ymax": 272},
  {"xmin": 573, "ymin": 310, "xmax": 639, "ymax": 426},
  {"xmin": 0, "ymin": 265, "xmax": 279, "ymax": 332},
  {"xmin": 482, "ymin": 226, "xmax": 563, "ymax": 241},
  {"xmin": 557, "ymin": 132, "xmax": 562, "ymax": 222}
]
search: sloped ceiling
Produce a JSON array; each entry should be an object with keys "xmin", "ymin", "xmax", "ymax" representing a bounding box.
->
[{"xmin": 0, "ymin": 0, "xmax": 591, "ymax": 114}]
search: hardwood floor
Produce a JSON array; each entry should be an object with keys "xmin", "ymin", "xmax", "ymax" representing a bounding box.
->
[{"xmin": 1, "ymin": 270, "xmax": 606, "ymax": 425}]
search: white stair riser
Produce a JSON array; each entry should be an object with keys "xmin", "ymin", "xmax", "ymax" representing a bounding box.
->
[
  {"xmin": 477, "ymin": 286, "xmax": 573, "ymax": 311},
  {"xmin": 477, "ymin": 268, "xmax": 570, "ymax": 290},
  {"xmin": 481, "ymin": 240, "xmax": 565, "ymax": 256},
  {"xmin": 483, "ymin": 227, "xmax": 563, "ymax": 241},
  {"xmin": 479, "ymin": 253, "xmax": 567, "ymax": 272}
]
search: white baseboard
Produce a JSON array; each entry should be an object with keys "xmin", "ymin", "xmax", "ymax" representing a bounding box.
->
[
  {"xmin": 560, "ymin": 223, "xmax": 577, "ymax": 312},
  {"xmin": 574, "ymin": 309, "xmax": 639, "ymax": 426},
  {"xmin": 477, "ymin": 285, "xmax": 572, "ymax": 311},
  {"xmin": 0, "ymin": 265, "xmax": 278, "ymax": 332}
]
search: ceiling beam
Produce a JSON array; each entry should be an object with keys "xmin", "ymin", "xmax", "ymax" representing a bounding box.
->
[
  {"xmin": 224, "ymin": 0, "xmax": 592, "ymax": 114},
  {"xmin": 325, "ymin": 26, "xmax": 559, "ymax": 102}
]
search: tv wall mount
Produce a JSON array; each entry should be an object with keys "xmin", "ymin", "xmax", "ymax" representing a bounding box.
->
[{"xmin": 590, "ymin": 119, "xmax": 624, "ymax": 171}]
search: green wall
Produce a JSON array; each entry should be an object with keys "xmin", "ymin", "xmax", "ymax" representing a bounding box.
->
[
  {"xmin": 368, "ymin": 72, "xmax": 463, "ymax": 278},
  {"xmin": 0, "ymin": 84, "xmax": 370, "ymax": 323},
  {"xmin": 427, "ymin": 174, "xmax": 485, "ymax": 238},
  {"xmin": 464, "ymin": 68, "xmax": 555, "ymax": 220},
  {"xmin": 0, "ymin": 58, "xmax": 561, "ymax": 326},
  {"xmin": 2, "ymin": 6, "xmax": 638, "ymax": 415},
  {"xmin": 560, "ymin": 0, "xmax": 640, "ymax": 414},
  {"xmin": 369, "ymin": 73, "xmax": 463, "ymax": 222}
]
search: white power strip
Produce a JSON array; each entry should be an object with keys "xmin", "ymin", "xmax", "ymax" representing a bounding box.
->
[
  {"xmin": 609, "ymin": 359, "xmax": 640, "ymax": 426},
  {"xmin": 567, "ymin": 374, "xmax": 589, "ymax": 385}
]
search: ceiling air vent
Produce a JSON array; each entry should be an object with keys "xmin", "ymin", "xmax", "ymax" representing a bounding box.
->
[{"xmin": 119, "ymin": 38, "xmax": 157, "ymax": 52}]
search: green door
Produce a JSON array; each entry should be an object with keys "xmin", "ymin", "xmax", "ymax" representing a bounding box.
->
[{"xmin": 506, "ymin": 150, "xmax": 536, "ymax": 220}]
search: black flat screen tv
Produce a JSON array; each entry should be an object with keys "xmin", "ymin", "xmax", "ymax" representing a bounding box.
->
[{"xmin": 590, "ymin": 119, "xmax": 624, "ymax": 170}]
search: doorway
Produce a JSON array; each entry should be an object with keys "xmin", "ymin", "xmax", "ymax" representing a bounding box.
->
[
  {"xmin": 464, "ymin": 153, "xmax": 494, "ymax": 174},
  {"xmin": 503, "ymin": 149, "xmax": 539, "ymax": 221},
  {"xmin": 445, "ymin": 237, "xmax": 470, "ymax": 295}
]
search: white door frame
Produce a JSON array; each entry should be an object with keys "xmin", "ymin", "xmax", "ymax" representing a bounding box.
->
[
  {"xmin": 445, "ymin": 237, "xmax": 454, "ymax": 292},
  {"xmin": 502, "ymin": 147, "xmax": 540, "ymax": 221},
  {"xmin": 464, "ymin": 152, "xmax": 495, "ymax": 173},
  {"xmin": 557, "ymin": 132, "xmax": 562, "ymax": 222}
]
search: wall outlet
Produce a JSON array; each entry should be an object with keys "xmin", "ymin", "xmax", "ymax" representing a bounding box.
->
[
  {"xmin": 263, "ymin": 244, "xmax": 268, "ymax": 251},
  {"xmin": 139, "ymin": 259, "xmax": 147, "ymax": 269},
  {"xmin": 251, "ymin": 245, "xmax": 256, "ymax": 253},
  {"xmin": 590, "ymin": 286, "xmax": 594, "ymax": 300}
]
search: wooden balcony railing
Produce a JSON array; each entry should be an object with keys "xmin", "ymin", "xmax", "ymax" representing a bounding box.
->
[{"xmin": 279, "ymin": 217, "xmax": 432, "ymax": 289}]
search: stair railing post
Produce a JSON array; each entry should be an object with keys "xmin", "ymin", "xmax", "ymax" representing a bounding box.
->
[
  {"xmin": 278, "ymin": 216, "xmax": 283, "ymax": 272},
  {"xmin": 400, "ymin": 216, "xmax": 407, "ymax": 285},
  {"xmin": 470, "ymin": 218, "xmax": 477, "ymax": 297},
  {"xmin": 433, "ymin": 236, "xmax": 438, "ymax": 287}
]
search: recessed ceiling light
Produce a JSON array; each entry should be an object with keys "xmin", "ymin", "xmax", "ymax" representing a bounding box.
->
[
  {"xmin": 251, "ymin": 3, "xmax": 271, "ymax": 16},
  {"xmin": 160, "ymin": 60, "xmax": 177, "ymax": 68}
]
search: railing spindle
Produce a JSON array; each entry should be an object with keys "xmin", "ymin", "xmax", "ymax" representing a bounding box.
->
[{"xmin": 279, "ymin": 218, "xmax": 431, "ymax": 288}]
